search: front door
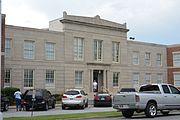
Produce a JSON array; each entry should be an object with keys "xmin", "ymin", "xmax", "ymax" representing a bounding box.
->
[{"xmin": 93, "ymin": 70, "xmax": 103, "ymax": 92}]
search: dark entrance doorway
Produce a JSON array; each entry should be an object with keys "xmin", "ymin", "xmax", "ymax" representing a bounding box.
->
[{"xmin": 93, "ymin": 70, "xmax": 103, "ymax": 92}]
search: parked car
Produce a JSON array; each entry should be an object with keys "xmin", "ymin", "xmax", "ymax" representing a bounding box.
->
[
  {"xmin": 62, "ymin": 89, "xmax": 88, "ymax": 109},
  {"xmin": 94, "ymin": 92, "xmax": 112, "ymax": 107},
  {"xmin": 23, "ymin": 89, "xmax": 56, "ymax": 111},
  {"xmin": 1, "ymin": 94, "xmax": 9, "ymax": 112}
]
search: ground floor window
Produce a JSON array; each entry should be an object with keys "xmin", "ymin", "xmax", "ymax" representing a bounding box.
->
[
  {"xmin": 5, "ymin": 69, "xmax": 11, "ymax": 87},
  {"xmin": 145, "ymin": 73, "xmax": 151, "ymax": 84},
  {"xmin": 75, "ymin": 71, "xmax": 83, "ymax": 88},
  {"xmin": 46, "ymin": 70, "xmax": 55, "ymax": 85},
  {"xmin": 157, "ymin": 73, "xmax": 163, "ymax": 84},
  {"xmin": 113, "ymin": 72, "xmax": 119, "ymax": 87},
  {"xmin": 174, "ymin": 73, "xmax": 180, "ymax": 86},
  {"xmin": 24, "ymin": 69, "xmax": 33, "ymax": 87}
]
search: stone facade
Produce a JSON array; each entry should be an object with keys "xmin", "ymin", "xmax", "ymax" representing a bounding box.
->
[{"xmin": 4, "ymin": 12, "xmax": 171, "ymax": 96}]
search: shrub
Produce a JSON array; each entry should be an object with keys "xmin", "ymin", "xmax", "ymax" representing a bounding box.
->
[
  {"xmin": 52, "ymin": 94, "xmax": 63, "ymax": 101},
  {"xmin": 1, "ymin": 87, "xmax": 20, "ymax": 105}
]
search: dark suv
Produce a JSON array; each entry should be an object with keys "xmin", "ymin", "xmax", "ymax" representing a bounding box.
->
[{"xmin": 23, "ymin": 89, "xmax": 56, "ymax": 111}]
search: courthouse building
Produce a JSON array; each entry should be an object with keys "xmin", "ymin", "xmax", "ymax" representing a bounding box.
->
[{"xmin": 4, "ymin": 12, "xmax": 179, "ymax": 95}]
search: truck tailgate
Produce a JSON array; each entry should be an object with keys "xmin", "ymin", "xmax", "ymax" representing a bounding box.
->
[{"xmin": 113, "ymin": 93, "xmax": 137, "ymax": 105}]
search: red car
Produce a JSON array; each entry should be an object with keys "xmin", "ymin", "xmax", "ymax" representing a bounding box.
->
[{"xmin": 94, "ymin": 92, "xmax": 112, "ymax": 107}]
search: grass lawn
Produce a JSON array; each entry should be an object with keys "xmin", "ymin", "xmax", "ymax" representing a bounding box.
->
[{"xmin": 4, "ymin": 111, "xmax": 121, "ymax": 120}]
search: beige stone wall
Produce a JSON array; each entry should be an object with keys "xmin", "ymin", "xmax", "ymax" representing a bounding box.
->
[
  {"xmin": 5, "ymin": 25, "xmax": 65, "ymax": 94},
  {"xmin": 4, "ymin": 14, "xmax": 168, "ymax": 97}
]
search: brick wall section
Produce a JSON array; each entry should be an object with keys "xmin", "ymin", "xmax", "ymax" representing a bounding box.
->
[
  {"xmin": 167, "ymin": 47, "xmax": 180, "ymax": 66},
  {"xmin": 167, "ymin": 46, "xmax": 180, "ymax": 84}
]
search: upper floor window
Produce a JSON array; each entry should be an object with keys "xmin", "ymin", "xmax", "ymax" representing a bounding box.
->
[
  {"xmin": 46, "ymin": 70, "xmax": 55, "ymax": 85},
  {"xmin": 45, "ymin": 42, "xmax": 55, "ymax": 60},
  {"xmin": 145, "ymin": 73, "xmax": 151, "ymax": 84},
  {"xmin": 74, "ymin": 37, "xmax": 84, "ymax": 61},
  {"xmin": 113, "ymin": 72, "xmax": 119, "ymax": 87},
  {"xmin": 145, "ymin": 52, "xmax": 151, "ymax": 66},
  {"xmin": 24, "ymin": 69, "xmax": 34, "ymax": 88},
  {"xmin": 156, "ymin": 53, "xmax": 162, "ymax": 66},
  {"xmin": 94, "ymin": 40, "xmax": 103, "ymax": 61},
  {"xmin": 112, "ymin": 42, "xmax": 120, "ymax": 62},
  {"xmin": 5, "ymin": 38, "xmax": 12, "ymax": 57},
  {"xmin": 75, "ymin": 71, "xmax": 83, "ymax": 88},
  {"xmin": 173, "ymin": 52, "xmax": 180, "ymax": 66},
  {"xmin": 174, "ymin": 73, "xmax": 180, "ymax": 86},
  {"xmin": 24, "ymin": 40, "xmax": 34, "ymax": 59},
  {"xmin": 132, "ymin": 51, "xmax": 139, "ymax": 65},
  {"xmin": 4, "ymin": 69, "xmax": 11, "ymax": 87}
]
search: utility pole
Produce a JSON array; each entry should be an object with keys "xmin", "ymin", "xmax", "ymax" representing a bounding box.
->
[{"xmin": 0, "ymin": 0, "xmax": 3, "ymax": 120}]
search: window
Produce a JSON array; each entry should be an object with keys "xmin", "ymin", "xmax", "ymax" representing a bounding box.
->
[
  {"xmin": 24, "ymin": 40, "xmax": 34, "ymax": 59},
  {"xmin": 132, "ymin": 73, "xmax": 139, "ymax": 88},
  {"xmin": 174, "ymin": 73, "xmax": 180, "ymax": 86},
  {"xmin": 45, "ymin": 42, "xmax": 55, "ymax": 60},
  {"xmin": 113, "ymin": 72, "xmax": 119, "ymax": 87},
  {"xmin": 173, "ymin": 52, "xmax": 180, "ymax": 66},
  {"xmin": 145, "ymin": 73, "xmax": 151, "ymax": 84},
  {"xmin": 74, "ymin": 37, "xmax": 84, "ymax": 61},
  {"xmin": 132, "ymin": 51, "xmax": 139, "ymax": 65},
  {"xmin": 4, "ymin": 69, "xmax": 11, "ymax": 87},
  {"xmin": 156, "ymin": 73, "xmax": 163, "ymax": 83},
  {"xmin": 169, "ymin": 85, "xmax": 180, "ymax": 94},
  {"xmin": 112, "ymin": 42, "xmax": 120, "ymax": 62},
  {"xmin": 24, "ymin": 69, "xmax": 33, "ymax": 87},
  {"xmin": 46, "ymin": 70, "xmax": 55, "ymax": 85},
  {"xmin": 94, "ymin": 40, "xmax": 103, "ymax": 61},
  {"xmin": 145, "ymin": 52, "xmax": 151, "ymax": 66},
  {"xmin": 156, "ymin": 53, "xmax": 162, "ymax": 66},
  {"xmin": 162, "ymin": 85, "xmax": 170, "ymax": 94},
  {"xmin": 75, "ymin": 71, "xmax": 83, "ymax": 88},
  {"xmin": 5, "ymin": 38, "xmax": 12, "ymax": 57}
]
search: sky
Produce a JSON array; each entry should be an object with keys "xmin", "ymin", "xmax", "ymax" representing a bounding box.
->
[{"xmin": 2, "ymin": 0, "xmax": 180, "ymax": 45}]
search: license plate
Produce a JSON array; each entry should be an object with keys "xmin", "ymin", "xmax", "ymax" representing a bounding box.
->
[
  {"xmin": 119, "ymin": 105, "xmax": 129, "ymax": 108},
  {"xmin": 101, "ymin": 98, "xmax": 105, "ymax": 100},
  {"xmin": 70, "ymin": 98, "xmax": 73, "ymax": 100}
]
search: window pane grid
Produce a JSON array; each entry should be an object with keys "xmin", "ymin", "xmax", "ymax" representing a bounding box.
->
[
  {"xmin": 46, "ymin": 43, "xmax": 55, "ymax": 60},
  {"xmin": 46, "ymin": 70, "xmax": 54, "ymax": 84},
  {"xmin": 74, "ymin": 37, "xmax": 84, "ymax": 61},
  {"xmin": 24, "ymin": 41, "xmax": 34, "ymax": 59},
  {"xmin": 94, "ymin": 40, "xmax": 102, "ymax": 61},
  {"xmin": 113, "ymin": 72, "xmax": 119, "ymax": 87},
  {"xmin": 75, "ymin": 71, "xmax": 83, "ymax": 87},
  {"xmin": 24, "ymin": 69, "xmax": 33, "ymax": 87}
]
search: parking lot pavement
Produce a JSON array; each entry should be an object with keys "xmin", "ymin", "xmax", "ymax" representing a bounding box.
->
[{"xmin": 3, "ymin": 104, "xmax": 115, "ymax": 118}]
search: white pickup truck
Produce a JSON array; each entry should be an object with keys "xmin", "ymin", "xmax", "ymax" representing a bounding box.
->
[{"xmin": 113, "ymin": 84, "xmax": 180, "ymax": 118}]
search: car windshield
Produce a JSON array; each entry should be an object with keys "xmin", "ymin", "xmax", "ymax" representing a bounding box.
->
[
  {"xmin": 65, "ymin": 90, "xmax": 79, "ymax": 95},
  {"xmin": 26, "ymin": 90, "xmax": 42, "ymax": 96}
]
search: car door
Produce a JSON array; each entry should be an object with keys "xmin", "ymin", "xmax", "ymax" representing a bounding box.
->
[
  {"xmin": 169, "ymin": 85, "xmax": 180, "ymax": 109},
  {"xmin": 161, "ymin": 85, "xmax": 174, "ymax": 109}
]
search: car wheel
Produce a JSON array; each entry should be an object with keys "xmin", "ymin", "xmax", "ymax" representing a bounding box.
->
[
  {"xmin": 145, "ymin": 102, "xmax": 157, "ymax": 118},
  {"xmin": 122, "ymin": 110, "xmax": 134, "ymax": 118},
  {"xmin": 4, "ymin": 103, "xmax": 9, "ymax": 111},
  {"xmin": 62, "ymin": 105, "xmax": 65, "ymax": 110},
  {"xmin": 44, "ymin": 102, "xmax": 48, "ymax": 111},
  {"xmin": 85, "ymin": 101, "xmax": 88, "ymax": 107},
  {"xmin": 52, "ymin": 102, "xmax": 55, "ymax": 109},
  {"xmin": 25, "ymin": 105, "xmax": 30, "ymax": 111}
]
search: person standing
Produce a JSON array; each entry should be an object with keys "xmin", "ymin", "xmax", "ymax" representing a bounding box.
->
[
  {"xmin": 14, "ymin": 89, "xmax": 22, "ymax": 111},
  {"xmin": 93, "ymin": 80, "xmax": 98, "ymax": 92}
]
